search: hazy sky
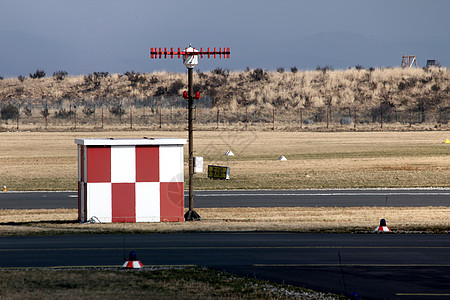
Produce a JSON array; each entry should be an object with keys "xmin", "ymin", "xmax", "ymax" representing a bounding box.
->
[{"xmin": 1, "ymin": 0, "xmax": 449, "ymax": 76}]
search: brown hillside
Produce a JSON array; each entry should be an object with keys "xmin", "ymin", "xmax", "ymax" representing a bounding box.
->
[{"xmin": 1, "ymin": 67, "xmax": 448, "ymax": 112}]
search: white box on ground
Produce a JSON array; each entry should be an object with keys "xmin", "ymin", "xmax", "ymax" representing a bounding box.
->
[{"xmin": 194, "ymin": 156, "xmax": 203, "ymax": 173}]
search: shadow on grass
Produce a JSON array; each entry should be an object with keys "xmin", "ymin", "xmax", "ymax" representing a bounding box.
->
[{"xmin": 0, "ymin": 219, "xmax": 79, "ymax": 226}]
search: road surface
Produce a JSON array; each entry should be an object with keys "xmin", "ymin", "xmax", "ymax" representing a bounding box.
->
[
  {"xmin": 1, "ymin": 233, "xmax": 449, "ymax": 299},
  {"xmin": 0, "ymin": 189, "xmax": 449, "ymax": 209},
  {"xmin": 1, "ymin": 189, "xmax": 449, "ymax": 299}
]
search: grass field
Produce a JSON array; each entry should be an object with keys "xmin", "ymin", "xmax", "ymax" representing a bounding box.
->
[
  {"xmin": 0, "ymin": 130, "xmax": 448, "ymax": 235},
  {"xmin": 1, "ymin": 207, "xmax": 449, "ymax": 236},
  {"xmin": 0, "ymin": 130, "xmax": 448, "ymax": 191},
  {"xmin": 0, "ymin": 267, "xmax": 340, "ymax": 299},
  {"xmin": 0, "ymin": 130, "xmax": 447, "ymax": 298}
]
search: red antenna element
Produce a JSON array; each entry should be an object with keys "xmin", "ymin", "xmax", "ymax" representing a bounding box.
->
[{"xmin": 150, "ymin": 46, "xmax": 230, "ymax": 60}]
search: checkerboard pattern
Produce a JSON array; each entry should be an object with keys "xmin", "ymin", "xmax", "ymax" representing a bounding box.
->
[{"xmin": 78, "ymin": 144, "xmax": 185, "ymax": 223}]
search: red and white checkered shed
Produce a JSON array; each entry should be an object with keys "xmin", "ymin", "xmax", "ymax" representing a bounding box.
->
[{"xmin": 75, "ymin": 138, "xmax": 187, "ymax": 223}]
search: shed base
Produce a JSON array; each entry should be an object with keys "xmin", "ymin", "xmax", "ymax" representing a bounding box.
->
[{"xmin": 184, "ymin": 210, "xmax": 201, "ymax": 221}]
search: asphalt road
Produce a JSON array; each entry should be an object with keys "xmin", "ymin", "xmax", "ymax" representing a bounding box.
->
[
  {"xmin": 1, "ymin": 190, "xmax": 449, "ymax": 299},
  {"xmin": 1, "ymin": 233, "xmax": 449, "ymax": 299},
  {"xmin": 192, "ymin": 189, "xmax": 450, "ymax": 207},
  {"xmin": 0, "ymin": 189, "xmax": 449, "ymax": 209}
]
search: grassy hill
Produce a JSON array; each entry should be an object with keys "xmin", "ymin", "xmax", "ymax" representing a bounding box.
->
[
  {"xmin": 0, "ymin": 68, "xmax": 448, "ymax": 130},
  {"xmin": 1, "ymin": 67, "xmax": 448, "ymax": 110}
]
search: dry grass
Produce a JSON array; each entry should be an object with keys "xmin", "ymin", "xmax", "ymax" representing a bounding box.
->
[
  {"xmin": 1, "ymin": 68, "xmax": 448, "ymax": 112},
  {"xmin": 1, "ymin": 66, "xmax": 448, "ymax": 132},
  {"xmin": 0, "ymin": 267, "xmax": 337, "ymax": 300},
  {"xmin": 1, "ymin": 207, "xmax": 449, "ymax": 236},
  {"xmin": 0, "ymin": 130, "xmax": 448, "ymax": 191}
]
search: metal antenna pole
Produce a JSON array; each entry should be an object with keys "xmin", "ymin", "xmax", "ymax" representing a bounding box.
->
[
  {"xmin": 149, "ymin": 45, "xmax": 230, "ymax": 221},
  {"xmin": 188, "ymin": 67, "xmax": 194, "ymax": 211},
  {"xmin": 185, "ymin": 67, "xmax": 200, "ymax": 221}
]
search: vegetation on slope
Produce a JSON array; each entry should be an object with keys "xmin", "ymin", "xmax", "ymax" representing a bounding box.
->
[{"xmin": 1, "ymin": 67, "xmax": 448, "ymax": 114}]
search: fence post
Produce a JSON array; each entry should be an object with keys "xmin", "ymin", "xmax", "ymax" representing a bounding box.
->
[
  {"xmin": 16, "ymin": 107, "xmax": 19, "ymax": 130},
  {"xmin": 326, "ymin": 106, "xmax": 329, "ymax": 129},
  {"xmin": 119, "ymin": 99, "xmax": 123, "ymax": 123},
  {"xmin": 329, "ymin": 105, "xmax": 332, "ymax": 123},
  {"xmin": 245, "ymin": 106, "xmax": 248, "ymax": 130},
  {"xmin": 380, "ymin": 105, "xmax": 383, "ymax": 129},
  {"xmin": 44, "ymin": 102, "xmax": 48, "ymax": 130},
  {"xmin": 74, "ymin": 106, "xmax": 77, "ymax": 129},
  {"xmin": 272, "ymin": 108, "xmax": 275, "ymax": 130},
  {"xmin": 159, "ymin": 108, "xmax": 162, "ymax": 129},
  {"xmin": 216, "ymin": 108, "xmax": 219, "ymax": 129},
  {"xmin": 439, "ymin": 108, "xmax": 442, "ymax": 128},
  {"xmin": 101, "ymin": 106, "xmax": 104, "ymax": 129},
  {"xmin": 409, "ymin": 108, "xmax": 412, "ymax": 128},
  {"xmin": 130, "ymin": 106, "xmax": 133, "ymax": 129},
  {"xmin": 354, "ymin": 107, "xmax": 357, "ymax": 129},
  {"xmin": 299, "ymin": 107, "xmax": 303, "ymax": 129}
]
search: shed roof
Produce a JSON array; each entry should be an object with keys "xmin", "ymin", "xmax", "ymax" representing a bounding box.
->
[{"xmin": 75, "ymin": 138, "xmax": 187, "ymax": 146}]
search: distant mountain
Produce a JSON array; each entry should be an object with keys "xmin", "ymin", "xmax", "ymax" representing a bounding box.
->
[{"xmin": 0, "ymin": 30, "xmax": 448, "ymax": 77}]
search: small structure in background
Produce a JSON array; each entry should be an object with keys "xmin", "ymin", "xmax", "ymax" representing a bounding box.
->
[
  {"xmin": 401, "ymin": 55, "xmax": 418, "ymax": 68},
  {"xmin": 225, "ymin": 150, "xmax": 235, "ymax": 156},
  {"xmin": 340, "ymin": 117, "xmax": 353, "ymax": 125},
  {"xmin": 278, "ymin": 155, "xmax": 287, "ymax": 161},
  {"xmin": 426, "ymin": 60, "xmax": 440, "ymax": 68}
]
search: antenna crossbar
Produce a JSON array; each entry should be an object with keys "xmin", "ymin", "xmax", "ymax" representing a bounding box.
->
[{"xmin": 150, "ymin": 47, "xmax": 230, "ymax": 59}]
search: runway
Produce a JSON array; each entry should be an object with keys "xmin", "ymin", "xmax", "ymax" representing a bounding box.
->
[
  {"xmin": 0, "ymin": 188, "xmax": 449, "ymax": 209},
  {"xmin": 1, "ymin": 233, "xmax": 449, "ymax": 299},
  {"xmin": 1, "ymin": 189, "xmax": 449, "ymax": 299},
  {"xmin": 192, "ymin": 189, "xmax": 450, "ymax": 207}
]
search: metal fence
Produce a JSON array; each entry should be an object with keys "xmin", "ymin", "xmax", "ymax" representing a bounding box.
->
[{"xmin": 1, "ymin": 97, "xmax": 449, "ymax": 131}]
